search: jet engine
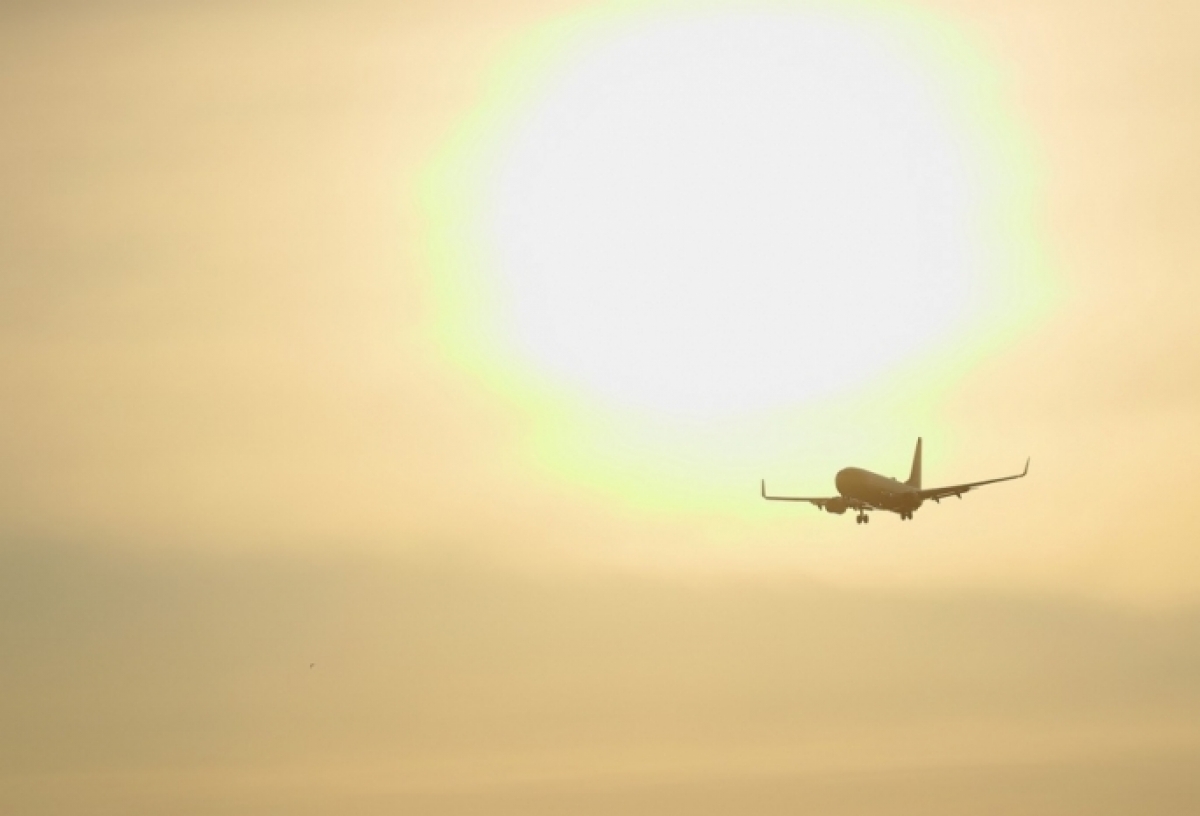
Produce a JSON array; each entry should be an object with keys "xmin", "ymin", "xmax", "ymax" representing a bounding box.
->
[{"xmin": 823, "ymin": 498, "xmax": 849, "ymax": 515}]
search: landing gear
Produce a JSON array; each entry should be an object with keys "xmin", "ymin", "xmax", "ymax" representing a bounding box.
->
[
  {"xmin": 856, "ymin": 513, "xmax": 870, "ymax": 525},
  {"xmin": 900, "ymin": 512, "xmax": 912, "ymax": 521}
]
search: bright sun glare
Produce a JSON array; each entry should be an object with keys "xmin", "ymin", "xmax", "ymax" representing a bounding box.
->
[{"xmin": 482, "ymin": 9, "xmax": 984, "ymax": 419}]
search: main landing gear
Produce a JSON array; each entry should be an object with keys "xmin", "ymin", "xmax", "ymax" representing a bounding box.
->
[{"xmin": 857, "ymin": 512, "xmax": 914, "ymax": 523}]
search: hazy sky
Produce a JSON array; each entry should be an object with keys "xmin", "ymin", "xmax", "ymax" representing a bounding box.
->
[{"xmin": 2, "ymin": 0, "xmax": 1199, "ymax": 812}]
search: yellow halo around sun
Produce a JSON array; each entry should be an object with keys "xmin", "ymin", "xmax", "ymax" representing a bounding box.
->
[{"xmin": 420, "ymin": 3, "xmax": 1052, "ymax": 512}]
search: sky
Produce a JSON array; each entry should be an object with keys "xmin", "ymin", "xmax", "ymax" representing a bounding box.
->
[{"xmin": 2, "ymin": 0, "xmax": 1200, "ymax": 812}]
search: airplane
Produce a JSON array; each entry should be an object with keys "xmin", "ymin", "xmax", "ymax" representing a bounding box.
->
[{"xmin": 761, "ymin": 438, "xmax": 1028, "ymax": 524}]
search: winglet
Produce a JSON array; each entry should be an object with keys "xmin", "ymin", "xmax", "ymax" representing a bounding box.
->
[
  {"xmin": 761, "ymin": 479, "xmax": 766, "ymax": 499},
  {"xmin": 1022, "ymin": 457, "xmax": 1030, "ymax": 477}
]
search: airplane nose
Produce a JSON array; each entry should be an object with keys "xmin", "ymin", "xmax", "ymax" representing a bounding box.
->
[{"xmin": 834, "ymin": 468, "xmax": 851, "ymax": 495}]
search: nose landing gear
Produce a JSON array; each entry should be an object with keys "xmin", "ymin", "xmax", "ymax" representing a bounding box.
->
[{"xmin": 855, "ymin": 513, "xmax": 870, "ymax": 524}]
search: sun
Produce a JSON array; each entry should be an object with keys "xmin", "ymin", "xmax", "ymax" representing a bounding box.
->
[
  {"xmin": 473, "ymin": 7, "xmax": 989, "ymax": 420},
  {"xmin": 420, "ymin": 2, "xmax": 1050, "ymax": 515}
]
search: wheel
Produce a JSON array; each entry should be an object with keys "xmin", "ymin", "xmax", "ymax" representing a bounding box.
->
[{"xmin": 864, "ymin": 515, "xmax": 870, "ymax": 524}]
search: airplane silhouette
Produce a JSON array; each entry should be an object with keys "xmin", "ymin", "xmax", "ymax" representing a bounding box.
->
[{"xmin": 761, "ymin": 438, "xmax": 1028, "ymax": 524}]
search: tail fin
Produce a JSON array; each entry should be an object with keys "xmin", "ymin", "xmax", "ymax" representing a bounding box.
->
[{"xmin": 906, "ymin": 437, "xmax": 922, "ymax": 488}]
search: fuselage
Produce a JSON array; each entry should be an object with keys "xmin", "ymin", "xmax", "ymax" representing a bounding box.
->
[{"xmin": 835, "ymin": 467, "xmax": 923, "ymax": 515}]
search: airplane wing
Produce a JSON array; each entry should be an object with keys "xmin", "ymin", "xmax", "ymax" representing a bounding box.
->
[
  {"xmin": 917, "ymin": 458, "xmax": 1030, "ymax": 502},
  {"xmin": 760, "ymin": 480, "xmax": 870, "ymax": 510}
]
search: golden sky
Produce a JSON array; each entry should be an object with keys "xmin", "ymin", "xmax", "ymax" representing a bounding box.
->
[{"xmin": 2, "ymin": 0, "xmax": 1199, "ymax": 812}]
